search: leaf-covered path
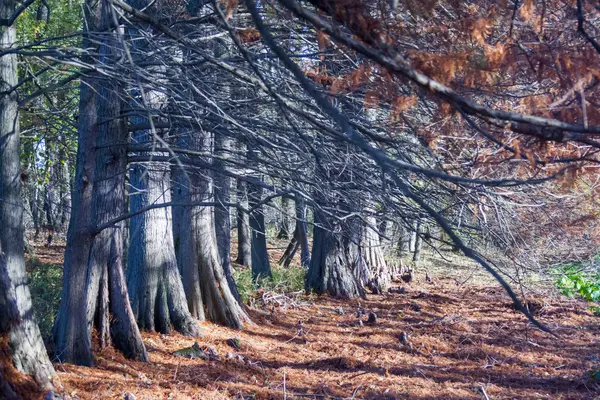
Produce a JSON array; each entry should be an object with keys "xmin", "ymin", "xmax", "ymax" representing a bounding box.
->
[{"xmin": 51, "ymin": 276, "xmax": 600, "ymax": 400}]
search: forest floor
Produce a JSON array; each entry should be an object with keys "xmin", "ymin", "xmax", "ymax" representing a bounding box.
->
[{"xmin": 23, "ymin": 236, "xmax": 600, "ymax": 400}]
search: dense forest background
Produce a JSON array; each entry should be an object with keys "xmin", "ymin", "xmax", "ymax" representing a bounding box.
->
[{"xmin": 1, "ymin": 0, "xmax": 600, "ymax": 398}]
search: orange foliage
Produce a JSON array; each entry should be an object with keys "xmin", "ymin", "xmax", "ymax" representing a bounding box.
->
[{"xmin": 237, "ymin": 28, "xmax": 261, "ymax": 44}]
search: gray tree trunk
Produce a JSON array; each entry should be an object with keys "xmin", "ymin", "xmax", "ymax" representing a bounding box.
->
[
  {"xmin": 306, "ymin": 210, "xmax": 364, "ymax": 298},
  {"xmin": 278, "ymin": 198, "xmax": 310, "ymax": 268},
  {"xmin": 54, "ymin": 0, "xmax": 147, "ymax": 365},
  {"xmin": 43, "ymin": 145, "xmax": 60, "ymax": 245},
  {"xmin": 30, "ymin": 184, "xmax": 41, "ymax": 239},
  {"xmin": 235, "ymin": 178, "xmax": 251, "ymax": 266},
  {"xmin": 296, "ymin": 198, "xmax": 311, "ymax": 268},
  {"xmin": 57, "ymin": 143, "xmax": 71, "ymax": 231},
  {"xmin": 213, "ymin": 133, "xmax": 242, "ymax": 303},
  {"xmin": 87, "ymin": 2, "xmax": 147, "ymax": 361},
  {"xmin": 413, "ymin": 223, "xmax": 423, "ymax": 262},
  {"xmin": 277, "ymin": 195, "xmax": 293, "ymax": 239},
  {"xmin": 172, "ymin": 160, "xmax": 206, "ymax": 320},
  {"xmin": 0, "ymin": 0, "xmax": 56, "ymax": 391},
  {"xmin": 362, "ymin": 215, "xmax": 391, "ymax": 293},
  {"xmin": 52, "ymin": 0, "xmax": 99, "ymax": 365},
  {"xmin": 396, "ymin": 222, "xmax": 409, "ymax": 258},
  {"xmin": 127, "ymin": 132, "xmax": 201, "ymax": 336},
  {"xmin": 173, "ymin": 130, "xmax": 249, "ymax": 328},
  {"xmin": 409, "ymin": 221, "xmax": 418, "ymax": 252},
  {"xmin": 124, "ymin": 8, "xmax": 200, "ymax": 335},
  {"xmin": 249, "ymin": 180, "xmax": 271, "ymax": 279}
]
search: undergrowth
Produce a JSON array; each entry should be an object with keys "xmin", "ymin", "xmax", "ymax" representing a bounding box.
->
[
  {"xmin": 234, "ymin": 265, "xmax": 305, "ymax": 304},
  {"xmin": 555, "ymin": 263, "xmax": 600, "ymax": 315},
  {"xmin": 27, "ymin": 257, "xmax": 63, "ymax": 344}
]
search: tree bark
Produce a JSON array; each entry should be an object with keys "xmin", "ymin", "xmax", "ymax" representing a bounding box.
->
[
  {"xmin": 29, "ymin": 184, "xmax": 41, "ymax": 240},
  {"xmin": 278, "ymin": 197, "xmax": 310, "ymax": 268},
  {"xmin": 127, "ymin": 132, "xmax": 201, "ymax": 336},
  {"xmin": 235, "ymin": 178, "xmax": 252, "ymax": 266},
  {"xmin": 306, "ymin": 210, "xmax": 364, "ymax": 298},
  {"xmin": 396, "ymin": 222, "xmax": 409, "ymax": 258},
  {"xmin": 0, "ymin": 0, "xmax": 57, "ymax": 392},
  {"xmin": 277, "ymin": 195, "xmax": 293, "ymax": 239},
  {"xmin": 249, "ymin": 180, "xmax": 271, "ymax": 279},
  {"xmin": 173, "ymin": 130, "xmax": 249, "ymax": 328},
  {"xmin": 213, "ymin": 133, "xmax": 242, "ymax": 303},
  {"xmin": 57, "ymin": 143, "xmax": 71, "ymax": 231},
  {"xmin": 54, "ymin": 0, "xmax": 147, "ymax": 365},
  {"xmin": 43, "ymin": 145, "xmax": 58, "ymax": 245},
  {"xmin": 172, "ymin": 159, "xmax": 206, "ymax": 321},
  {"xmin": 296, "ymin": 198, "xmax": 311, "ymax": 268},
  {"xmin": 362, "ymin": 215, "xmax": 391, "ymax": 293},
  {"xmin": 52, "ymin": 0, "xmax": 99, "ymax": 364},
  {"xmin": 413, "ymin": 223, "xmax": 423, "ymax": 263},
  {"xmin": 409, "ymin": 221, "xmax": 417, "ymax": 252},
  {"xmin": 125, "ymin": 11, "xmax": 201, "ymax": 335}
]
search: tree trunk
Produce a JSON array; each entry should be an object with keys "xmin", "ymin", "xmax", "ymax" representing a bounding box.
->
[
  {"xmin": 296, "ymin": 198, "xmax": 311, "ymax": 268},
  {"xmin": 249, "ymin": 180, "xmax": 271, "ymax": 280},
  {"xmin": 306, "ymin": 210, "xmax": 364, "ymax": 298},
  {"xmin": 278, "ymin": 232, "xmax": 299, "ymax": 268},
  {"xmin": 172, "ymin": 161, "xmax": 205, "ymax": 321},
  {"xmin": 52, "ymin": 0, "xmax": 98, "ymax": 364},
  {"xmin": 413, "ymin": 223, "xmax": 423, "ymax": 263},
  {"xmin": 52, "ymin": 1, "xmax": 99, "ymax": 363},
  {"xmin": 362, "ymin": 215, "xmax": 391, "ymax": 294},
  {"xmin": 0, "ymin": 0, "xmax": 57, "ymax": 392},
  {"xmin": 396, "ymin": 222, "xmax": 409, "ymax": 258},
  {"xmin": 30, "ymin": 184, "xmax": 41, "ymax": 240},
  {"xmin": 54, "ymin": 0, "xmax": 147, "ymax": 365},
  {"xmin": 0, "ymin": 251, "xmax": 55, "ymax": 396},
  {"xmin": 409, "ymin": 221, "xmax": 417, "ymax": 252},
  {"xmin": 235, "ymin": 178, "xmax": 252, "ymax": 266},
  {"xmin": 213, "ymin": 133, "xmax": 242, "ymax": 303},
  {"xmin": 127, "ymin": 133, "xmax": 201, "ymax": 336},
  {"xmin": 57, "ymin": 143, "xmax": 71, "ymax": 232},
  {"xmin": 173, "ymin": 130, "xmax": 249, "ymax": 328},
  {"xmin": 279, "ymin": 198, "xmax": 310, "ymax": 268},
  {"xmin": 277, "ymin": 195, "xmax": 293, "ymax": 239},
  {"xmin": 125, "ymin": 12, "xmax": 201, "ymax": 335}
]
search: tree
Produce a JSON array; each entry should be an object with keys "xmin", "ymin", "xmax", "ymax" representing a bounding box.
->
[
  {"xmin": 306, "ymin": 209, "xmax": 365, "ymax": 298},
  {"xmin": 213, "ymin": 132, "xmax": 243, "ymax": 303},
  {"xmin": 235, "ymin": 176, "xmax": 252, "ymax": 267},
  {"xmin": 277, "ymin": 195, "xmax": 293, "ymax": 239},
  {"xmin": 125, "ymin": 6, "xmax": 201, "ymax": 335},
  {"xmin": 0, "ymin": 0, "xmax": 56, "ymax": 394},
  {"xmin": 278, "ymin": 197, "xmax": 310, "ymax": 268},
  {"xmin": 54, "ymin": 0, "xmax": 147, "ymax": 365},
  {"xmin": 127, "ymin": 129, "xmax": 201, "ymax": 336},
  {"xmin": 362, "ymin": 214, "xmax": 390, "ymax": 293},
  {"xmin": 172, "ymin": 128, "xmax": 250, "ymax": 328},
  {"xmin": 413, "ymin": 223, "xmax": 423, "ymax": 263},
  {"xmin": 249, "ymin": 178, "xmax": 272, "ymax": 280},
  {"xmin": 40, "ymin": 0, "xmax": 600, "ymax": 337}
]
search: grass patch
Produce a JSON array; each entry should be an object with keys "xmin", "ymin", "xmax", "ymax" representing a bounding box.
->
[
  {"xmin": 27, "ymin": 257, "xmax": 62, "ymax": 344},
  {"xmin": 234, "ymin": 265, "xmax": 305, "ymax": 304}
]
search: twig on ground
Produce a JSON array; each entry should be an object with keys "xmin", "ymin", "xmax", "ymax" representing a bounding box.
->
[
  {"xmin": 479, "ymin": 385, "xmax": 491, "ymax": 400},
  {"xmin": 283, "ymin": 368, "xmax": 287, "ymax": 400}
]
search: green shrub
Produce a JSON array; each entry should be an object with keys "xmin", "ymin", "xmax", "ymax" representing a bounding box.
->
[
  {"xmin": 234, "ymin": 265, "xmax": 305, "ymax": 304},
  {"xmin": 27, "ymin": 257, "xmax": 62, "ymax": 344},
  {"xmin": 555, "ymin": 263, "xmax": 600, "ymax": 315}
]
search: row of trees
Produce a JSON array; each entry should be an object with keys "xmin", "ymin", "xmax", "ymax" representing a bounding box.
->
[{"xmin": 1, "ymin": 0, "xmax": 599, "ymax": 396}]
